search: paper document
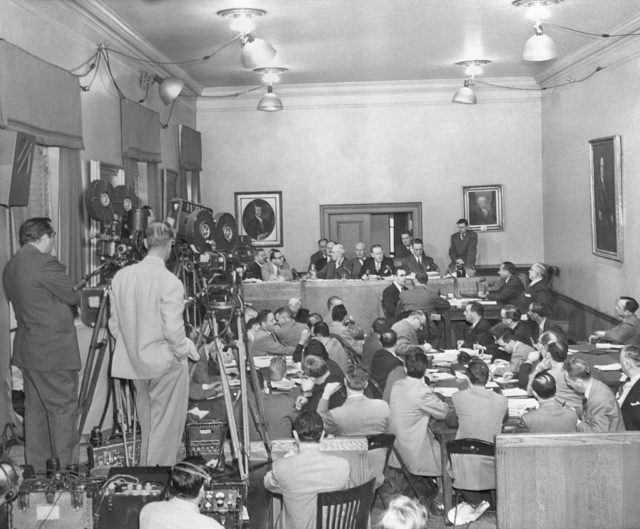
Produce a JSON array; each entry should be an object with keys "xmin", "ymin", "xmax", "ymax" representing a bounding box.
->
[
  {"xmin": 594, "ymin": 363, "xmax": 622, "ymax": 371},
  {"xmin": 502, "ymin": 388, "xmax": 529, "ymax": 397}
]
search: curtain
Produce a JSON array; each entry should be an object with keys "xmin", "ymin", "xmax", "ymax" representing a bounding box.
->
[
  {"xmin": 0, "ymin": 40, "xmax": 83, "ymax": 149},
  {"xmin": 146, "ymin": 163, "xmax": 162, "ymax": 220},
  {"xmin": 58, "ymin": 148, "xmax": 83, "ymax": 284},
  {"xmin": 179, "ymin": 125, "xmax": 202, "ymax": 204},
  {"xmin": 120, "ymin": 99, "xmax": 161, "ymax": 163}
]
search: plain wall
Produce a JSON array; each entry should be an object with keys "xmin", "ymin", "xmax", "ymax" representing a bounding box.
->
[
  {"xmin": 541, "ymin": 56, "xmax": 640, "ymax": 314},
  {"xmin": 198, "ymin": 86, "xmax": 545, "ymax": 271}
]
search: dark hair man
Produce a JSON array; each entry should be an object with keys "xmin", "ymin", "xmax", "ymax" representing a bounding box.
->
[
  {"xmin": 308, "ymin": 238, "xmax": 329, "ymax": 272},
  {"xmin": 370, "ymin": 330, "xmax": 403, "ymax": 394},
  {"xmin": 381, "ymin": 267, "xmax": 408, "ymax": 322},
  {"xmin": 517, "ymin": 372, "xmax": 578, "ymax": 434},
  {"xmin": 448, "ymin": 218, "xmax": 478, "ymax": 277},
  {"xmin": 109, "ymin": 221, "xmax": 200, "ymax": 466},
  {"xmin": 358, "ymin": 244, "xmax": 395, "ymax": 278},
  {"xmin": 400, "ymin": 238, "xmax": 439, "ymax": 275},
  {"xmin": 262, "ymin": 250, "xmax": 293, "ymax": 281},
  {"xmin": 264, "ymin": 411, "xmax": 350, "ymax": 529},
  {"xmin": 244, "ymin": 248, "xmax": 267, "ymax": 279},
  {"xmin": 457, "ymin": 301, "xmax": 493, "ymax": 349},
  {"xmin": 563, "ymin": 357, "xmax": 625, "ymax": 433},
  {"xmin": 480, "ymin": 261, "xmax": 524, "ymax": 306},
  {"xmin": 396, "ymin": 230, "xmax": 413, "ymax": 258},
  {"xmin": 3, "ymin": 217, "xmax": 80, "ymax": 472},
  {"xmin": 362, "ymin": 317, "xmax": 391, "ymax": 370},
  {"xmin": 139, "ymin": 457, "xmax": 223, "ymax": 529},
  {"xmin": 619, "ymin": 345, "xmax": 640, "ymax": 430},
  {"xmin": 591, "ymin": 296, "xmax": 640, "ymax": 345}
]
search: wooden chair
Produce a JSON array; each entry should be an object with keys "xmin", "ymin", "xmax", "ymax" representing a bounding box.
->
[
  {"xmin": 446, "ymin": 438, "xmax": 495, "ymax": 525},
  {"xmin": 366, "ymin": 433, "xmax": 396, "ymax": 509},
  {"xmin": 316, "ymin": 478, "xmax": 376, "ymax": 529}
]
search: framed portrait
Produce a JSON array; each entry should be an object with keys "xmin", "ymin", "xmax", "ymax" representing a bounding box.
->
[
  {"xmin": 235, "ymin": 191, "xmax": 283, "ymax": 247},
  {"xmin": 163, "ymin": 169, "xmax": 179, "ymax": 220},
  {"xmin": 590, "ymin": 135, "xmax": 623, "ymax": 261},
  {"xmin": 463, "ymin": 185, "xmax": 503, "ymax": 231}
]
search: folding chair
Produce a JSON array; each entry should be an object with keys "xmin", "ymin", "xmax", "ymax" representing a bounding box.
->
[{"xmin": 366, "ymin": 433, "xmax": 395, "ymax": 509}]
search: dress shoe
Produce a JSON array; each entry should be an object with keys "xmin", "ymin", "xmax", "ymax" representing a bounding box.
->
[{"xmin": 426, "ymin": 497, "xmax": 445, "ymax": 516}]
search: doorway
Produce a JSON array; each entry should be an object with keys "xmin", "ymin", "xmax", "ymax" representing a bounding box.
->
[{"xmin": 320, "ymin": 202, "xmax": 422, "ymax": 258}]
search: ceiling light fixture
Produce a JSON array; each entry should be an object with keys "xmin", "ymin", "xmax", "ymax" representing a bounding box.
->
[
  {"xmin": 454, "ymin": 59, "xmax": 491, "ymax": 77},
  {"xmin": 452, "ymin": 79, "xmax": 477, "ymax": 105},
  {"xmin": 217, "ymin": 8, "xmax": 266, "ymax": 34},
  {"xmin": 523, "ymin": 21, "xmax": 557, "ymax": 61},
  {"xmin": 253, "ymin": 67, "xmax": 288, "ymax": 84},
  {"xmin": 257, "ymin": 85, "xmax": 283, "ymax": 112},
  {"xmin": 218, "ymin": 8, "xmax": 277, "ymax": 68},
  {"xmin": 158, "ymin": 76, "xmax": 185, "ymax": 105}
]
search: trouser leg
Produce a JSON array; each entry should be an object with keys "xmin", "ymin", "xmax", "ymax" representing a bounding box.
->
[
  {"xmin": 133, "ymin": 379, "xmax": 151, "ymax": 466},
  {"xmin": 22, "ymin": 369, "xmax": 53, "ymax": 472}
]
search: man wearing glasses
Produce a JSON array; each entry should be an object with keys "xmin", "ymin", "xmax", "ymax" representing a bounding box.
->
[
  {"xmin": 262, "ymin": 250, "xmax": 293, "ymax": 281},
  {"xmin": 3, "ymin": 217, "xmax": 80, "ymax": 472}
]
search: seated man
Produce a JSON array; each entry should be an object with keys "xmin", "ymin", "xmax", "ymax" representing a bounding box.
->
[
  {"xmin": 308, "ymin": 238, "xmax": 329, "ymax": 273},
  {"xmin": 389, "ymin": 351, "xmax": 448, "ymax": 516},
  {"xmin": 311, "ymin": 321, "xmax": 351, "ymax": 375},
  {"xmin": 498, "ymin": 304, "xmax": 536, "ymax": 345},
  {"xmin": 446, "ymin": 358, "xmax": 507, "ymax": 497},
  {"xmin": 288, "ymin": 297, "xmax": 310, "ymax": 324},
  {"xmin": 370, "ymin": 330, "xmax": 404, "ymax": 394},
  {"xmin": 591, "ymin": 296, "xmax": 640, "ymax": 345},
  {"xmin": 528, "ymin": 302, "xmax": 567, "ymax": 343},
  {"xmin": 457, "ymin": 301, "xmax": 493, "ymax": 350},
  {"xmin": 358, "ymin": 244, "xmax": 395, "ymax": 278},
  {"xmin": 517, "ymin": 262, "xmax": 551, "ymax": 314},
  {"xmin": 250, "ymin": 310, "xmax": 308, "ymax": 357},
  {"xmin": 351, "ymin": 242, "xmax": 367, "ymax": 278},
  {"xmin": 619, "ymin": 345, "xmax": 640, "ymax": 430},
  {"xmin": 392, "ymin": 310, "xmax": 428, "ymax": 356},
  {"xmin": 262, "ymin": 250, "xmax": 294, "ymax": 281},
  {"xmin": 140, "ymin": 457, "xmax": 223, "ymax": 529},
  {"xmin": 448, "ymin": 218, "xmax": 478, "ymax": 277},
  {"xmin": 517, "ymin": 372, "xmax": 578, "ymax": 433},
  {"xmin": 563, "ymin": 357, "xmax": 626, "ymax": 433},
  {"xmin": 362, "ymin": 317, "xmax": 390, "ymax": 370},
  {"xmin": 324, "ymin": 295, "xmax": 343, "ymax": 323},
  {"xmin": 382, "ymin": 267, "xmax": 408, "ymax": 322},
  {"xmin": 494, "ymin": 328, "xmax": 538, "ymax": 376},
  {"xmin": 400, "ymin": 238, "xmax": 439, "ymax": 275},
  {"xmin": 264, "ymin": 411, "xmax": 350, "ymax": 529},
  {"xmin": 396, "ymin": 231, "xmax": 413, "ymax": 259},
  {"xmin": 317, "ymin": 243, "xmax": 353, "ymax": 279},
  {"xmin": 244, "ymin": 248, "xmax": 268, "ymax": 280},
  {"xmin": 479, "ymin": 261, "xmax": 524, "ymax": 306},
  {"xmin": 274, "ymin": 307, "xmax": 308, "ymax": 346},
  {"xmin": 328, "ymin": 304, "xmax": 364, "ymax": 355},
  {"xmin": 297, "ymin": 354, "xmax": 346, "ymax": 412}
]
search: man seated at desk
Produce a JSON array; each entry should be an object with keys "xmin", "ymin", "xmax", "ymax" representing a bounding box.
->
[
  {"xmin": 591, "ymin": 296, "xmax": 640, "ymax": 345},
  {"xmin": 274, "ymin": 307, "xmax": 308, "ymax": 346},
  {"xmin": 317, "ymin": 243, "xmax": 353, "ymax": 279},
  {"xmin": 263, "ymin": 411, "xmax": 351, "ymax": 529},
  {"xmin": 392, "ymin": 310, "xmax": 428, "ymax": 356},
  {"xmin": 308, "ymin": 238, "xmax": 329, "ymax": 273},
  {"xmin": 328, "ymin": 304, "xmax": 365, "ymax": 355},
  {"xmin": 478, "ymin": 261, "xmax": 523, "ymax": 306},
  {"xmin": 311, "ymin": 321, "xmax": 351, "ymax": 375},
  {"xmin": 244, "ymin": 248, "xmax": 268, "ymax": 280},
  {"xmin": 371, "ymin": 330, "xmax": 404, "ymax": 395},
  {"xmin": 288, "ymin": 297, "xmax": 310, "ymax": 324},
  {"xmin": 528, "ymin": 302, "xmax": 567, "ymax": 343},
  {"xmin": 250, "ymin": 310, "xmax": 309, "ymax": 357},
  {"xmin": 382, "ymin": 267, "xmax": 408, "ymax": 322},
  {"xmin": 457, "ymin": 301, "xmax": 494, "ymax": 350},
  {"xmin": 498, "ymin": 305, "xmax": 536, "ymax": 345},
  {"xmin": 262, "ymin": 250, "xmax": 294, "ymax": 282},
  {"xmin": 619, "ymin": 345, "xmax": 640, "ymax": 430},
  {"xmin": 358, "ymin": 244, "xmax": 395, "ymax": 278},
  {"xmin": 517, "ymin": 372, "xmax": 578, "ymax": 433},
  {"xmin": 351, "ymin": 242, "xmax": 367, "ymax": 278},
  {"xmin": 297, "ymin": 354, "xmax": 346, "ymax": 413},
  {"xmin": 494, "ymin": 328, "xmax": 538, "ymax": 379},
  {"xmin": 399, "ymin": 238, "xmax": 439, "ymax": 275}
]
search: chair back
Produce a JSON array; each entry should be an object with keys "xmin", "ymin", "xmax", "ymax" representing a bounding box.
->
[
  {"xmin": 446, "ymin": 438, "xmax": 495, "ymax": 460},
  {"xmin": 329, "ymin": 333, "xmax": 360, "ymax": 367},
  {"xmin": 316, "ymin": 478, "xmax": 375, "ymax": 529},
  {"xmin": 446, "ymin": 438, "xmax": 496, "ymax": 491},
  {"xmin": 366, "ymin": 433, "xmax": 395, "ymax": 489}
]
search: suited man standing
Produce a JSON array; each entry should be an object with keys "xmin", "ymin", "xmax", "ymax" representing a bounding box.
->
[
  {"xmin": 3, "ymin": 218, "xmax": 80, "ymax": 472},
  {"xmin": 381, "ymin": 268, "xmax": 408, "ymax": 322},
  {"xmin": 400, "ymin": 238, "xmax": 439, "ymax": 275},
  {"xmin": 448, "ymin": 219, "xmax": 478, "ymax": 276},
  {"xmin": 396, "ymin": 231, "xmax": 413, "ymax": 258},
  {"xmin": 618, "ymin": 345, "xmax": 640, "ymax": 430}
]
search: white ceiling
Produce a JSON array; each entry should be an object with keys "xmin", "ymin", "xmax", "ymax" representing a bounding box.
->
[{"xmin": 95, "ymin": 0, "xmax": 640, "ymax": 91}]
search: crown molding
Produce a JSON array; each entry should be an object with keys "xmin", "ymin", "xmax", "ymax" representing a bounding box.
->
[
  {"xmin": 537, "ymin": 13, "xmax": 640, "ymax": 86},
  {"xmin": 197, "ymin": 78, "xmax": 541, "ymax": 112}
]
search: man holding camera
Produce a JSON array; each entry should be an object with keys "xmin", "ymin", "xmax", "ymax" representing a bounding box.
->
[
  {"xmin": 109, "ymin": 221, "xmax": 199, "ymax": 466},
  {"xmin": 3, "ymin": 218, "xmax": 80, "ymax": 472}
]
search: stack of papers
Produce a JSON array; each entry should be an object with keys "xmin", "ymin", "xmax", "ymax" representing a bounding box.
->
[
  {"xmin": 507, "ymin": 397, "xmax": 538, "ymax": 417},
  {"xmin": 594, "ymin": 363, "xmax": 622, "ymax": 371},
  {"xmin": 502, "ymin": 387, "xmax": 529, "ymax": 398},
  {"xmin": 429, "ymin": 372, "xmax": 456, "ymax": 381}
]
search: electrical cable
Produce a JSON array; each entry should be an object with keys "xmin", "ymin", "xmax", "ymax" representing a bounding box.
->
[
  {"xmin": 546, "ymin": 22, "xmax": 640, "ymax": 39},
  {"xmin": 476, "ymin": 66, "xmax": 604, "ymax": 91}
]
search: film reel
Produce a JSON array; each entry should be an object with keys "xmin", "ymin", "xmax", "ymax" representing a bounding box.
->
[
  {"xmin": 186, "ymin": 208, "xmax": 215, "ymax": 254},
  {"xmin": 85, "ymin": 180, "xmax": 115, "ymax": 224},
  {"xmin": 113, "ymin": 185, "xmax": 140, "ymax": 218},
  {"xmin": 213, "ymin": 212, "xmax": 238, "ymax": 251}
]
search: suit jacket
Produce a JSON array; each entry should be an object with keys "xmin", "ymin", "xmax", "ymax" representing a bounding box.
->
[
  {"xmin": 389, "ymin": 377, "xmax": 449, "ymax": 476},
  {"xmin": 461, "ymin": 318, "xmax": 494, "ymax": 349},
  {"xmin": 382, "ymin": 283, "xmax": 406, "ymax": 321},
  {"xmin": 3, "ymin": 244, "xmax": 80, "ymax": 371},
  {"xmin": 391, "ymin": 319, "xmax": 420, "ymax": 356},
  {"xmin": 318, "ymin": 394, "xmax": 390, "ymax": 437},
  {"xmin": 328, "ymin": 321, "xmax": 364, "ymax": 354},
  {"xmin": 487, "ymin": 275, "xmax": 524, "ymax": 306},
  {"xmin": 293, "ymin": 307, "xmax": 310, "ymax": 324},
  {"xmin": 358, "ymin": 257, "xmax": 395, "ymax": 278},
  {"xmin": 396, "ymin": 285, "xmax": 451, "ymax": 317},
  {"xmin": 370, "ymin": 349, "xmax": 403, "ymax": 392},
  {"xmin": 532, "ymin": 318, "xmax": 567, "ymax": 343},
  {"xmin": 351, "ymin": 257, "xmax": 366, "ymax": 279},
  {"xmin": 400, "ymin": 254, "xmax": 439, "ymax": 275},
  {"xmin": 362, "ymin": 333, "xmax": 383, "ymax": 371},
  {"xmin": 250, "ymin": 328, "xmax": 297, "ymax": 356},
  {"xmin": 518, "ymin": 399, "xmax": 578, "ymax": 433},
  {"xmin": 578, "ymin": 378, "xmax": 626, "ymax": 433},
  {"xmin": 274, "ymin": 319, "xmax": 307, "ymax": 346},
  {"xmin": 245, "ymin": 216, "xmax": 272, "ymax": 240},
  {"xmin": 264, "ymin": 448, "xmax": 351, "ymax": 529},
  {"xmin": 261, "ymin": 262, "xmax": 294, "ymax": 281},
  {"xmin": 309, "ymin": 251, "xmax": 330, "ymax": 272},
  {"xmin": 109, "ymin": 255, "xmax": 189, "ymax": 379},
  {"xmin": 396, "ymin": 245, "xmax": 413, "ymax": 259},
  {"xmin": 447, "ymin": 385, "xmax": 507, "ymax": 490},
  {"xmin": 316, "ymin": 258, "xmax": 354, "ymax": 280},
  {"xmin": 244, "ymin": 260, "xmax": 264, "ymax": 280},
  {"xmin": 518, "ymin": 279, "xmax": 551, "ymax": 313},
  {"xmin": 620, "ymin": 377, "xmax": 640, "ymax": 431},
  {"xmin": 603, "ymin": 314, "xmax": 640, "ymax": 345},
  {"xmin": 448, "ymin": 230, "xmax": 478, "ymax": 268}
]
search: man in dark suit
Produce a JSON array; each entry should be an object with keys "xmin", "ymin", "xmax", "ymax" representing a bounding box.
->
[
  {"xmin": 358, "ymin": 244, "xmax": 395, "ymax": 278},
  {"xmin": 288, "ymin": 297, "xmax": 310, "ymax": 325},
  {"xmin": 448, "ymin": 219, "xmax": 478, "ymax": 276},
  {"xmin": 381, "ymin": 268, "xmax": 408, "ymax": 322},
  {"xmin": 244, "ymin": 202, "xmax": 273, "ymax": 240},
  {"xmin": 370, "ymin": 330, "xmax": 404, "ymax": 394},
  {"xmin": 564, "ymin": 357, "xmax": 625, "ymax": 433},
  {"xmin": 308, "ymin": 238, "xmax": 328, "ymax": 273},
  {"xmin": 498, "ymin": 304, "xmax": 536, "ymax": 345},
  {"xmin": 457, "ymin": 301, "xmax": 493, "ymax": 349},
  {"xmin": 350, "ymin": 242, "xmax": 367, "ymax": 278},
  {"xmin": 480, "ymin": 261, "xmax": 524, "ymax": 306},
  {"xmin": 244, "ymin": 248, "xmax": 267, "ymax": 279},
  {"xmin": 399, "ymin": 238, "xmax": 439, "ymax": 275},
  {"xmin": 517, "ymin": 372, "xmax": 578, "ymax": 433},
  {"xmin": 317, "ymin": 243, "xmax": 353, "ymax": 279},
  {"xmin": 396, "ymin": 231, "xmax": 413, "ymax": 258},
  {"xmin": 619, "ymin": 345, "xmax": 640, "ymax": 430},
  {"xmin": 527, "ymin": 302, "xmax": 567, "ymax": 343},
  {"xmin": 517, "ymin": 262, "xmax": 551, "ymax": 313},
  {"xmin": 3, "ymin": 218, "xmax": 80, "ymax": 472}
]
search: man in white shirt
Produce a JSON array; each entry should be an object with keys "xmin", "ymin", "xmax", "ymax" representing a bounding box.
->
[{"xmin": 619, "ymin": 345, "xmax": 640, "ymax": 430}]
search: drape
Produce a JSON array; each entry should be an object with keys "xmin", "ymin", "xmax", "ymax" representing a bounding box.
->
[
  {"xmin": 120, "ymin": 99, "xmax": 161, "ymax": 163},
  {"xmin": 58, "ymin": 148, "xmax": 83, "ymax": 284},
  {"xmin": 0, "ymin": 40, "xmax": 84, "ymax": 149},
  {"xmin": 179, "ymin": 125, "xmax": 202, "ymax": 204}
]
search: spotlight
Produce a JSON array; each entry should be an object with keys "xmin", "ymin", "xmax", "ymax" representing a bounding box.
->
[
  {"xmin": 523, "ymin": 22, "xmax": 557, "ymax": 61},
  {"xmin": 158, "ymin": 76, "xmax": 185, "ymax": 105},
  {"xmin": 257, "ymin": 86, "xmax": 283, "ymax": 112},
  {"xmin": 253, "ymin": 67, "xmax": 288, "ymax": 84},
  {"xmin": 452, "ymin": 80, "xmax": 477, "ymax": 105},
  {"xmin": 242, "ymin": 35, "xmax": 277, "ymax": 69}
]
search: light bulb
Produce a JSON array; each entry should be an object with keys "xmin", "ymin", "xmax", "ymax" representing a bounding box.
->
[{"xmin": 230, "ymin": 16, "xmax": 255, "ymax": 34}]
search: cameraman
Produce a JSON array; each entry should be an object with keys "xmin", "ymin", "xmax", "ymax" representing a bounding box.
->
[
  {"xmin": 3, "ymin": 218, "xmax": 80, "ymax": 472},
  {"xmin": 109, "ymin": 221, "xmax": 199, "ymax": 466}
]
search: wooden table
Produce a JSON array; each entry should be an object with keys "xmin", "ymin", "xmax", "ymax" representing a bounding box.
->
[{"xmin": 570, "ymin": 343, "xmax": 623, "ymax": 389}]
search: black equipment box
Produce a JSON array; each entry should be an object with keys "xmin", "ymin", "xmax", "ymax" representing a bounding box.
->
[
  {"xmin": 184, "ymin": 420, "xmax": 228, "ymax": 465},
  {"xmin": 202, "ymin": 479, "xmax": 247, "ymax": 529},
  {"xmin": 87, "ymin": 437, "xmax": 142, "ymax": 470}
]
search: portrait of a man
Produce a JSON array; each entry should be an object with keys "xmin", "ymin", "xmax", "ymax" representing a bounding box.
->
[
  {"xmin": 464, "ymin": 185, "xmax": 503, "ymax": 231},
  {"xmin": 243, "ymin": 199, "xmax": 275, "ymax": 240},
  {"xmin": 469, "ymin": 192, "xmax": 495, "ymax": 225}
]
